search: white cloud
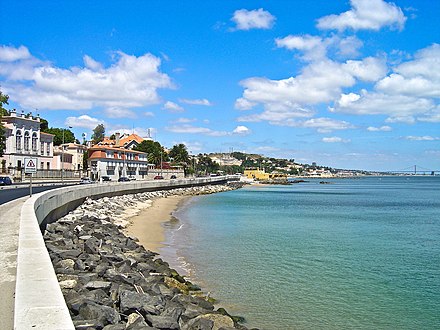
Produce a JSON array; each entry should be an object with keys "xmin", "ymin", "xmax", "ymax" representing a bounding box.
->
[
  {"xmin": 317, "ymin": 0, "xmax": 407, "ymax": 31},
  {"xmin": 322, "ymin": 136, "xmax": 351, "ymax": 143},
  {"xmin": 231, "ymin": 8, "xmax": 276, "ymax": 30},
  {"xmin": 144, "ymin": 111, "xmax": 155, "ymax": 117},
  {"xmin": 65, "ymin": 115, "xmax": 105, "ymax": 129},
  {"xmin": 104, "ymin": 107, "xmax": 137, "ymax": 119},
  {"xmin": 367, "ymin": 125, "xmax": 392, "ymax": 131},
  {"xmin": 232, "ymin": 125, "xmax": 251, "ymax": 135},
  {"xmin": 404, "ymin": 136, "xmax": 440, "ymax": 141},
  {"xmin": 332, "ymin": 90, "xmax": 434, "ymax": 119},
  {"xmin": 172, "ymin": 117, "xmax": 197, "ymax": 123},
  {"xmin": 331, "ymin": 45, "xmax": 440, "ymax": 122},
  {"xmin": 0, "ymin": 45, "xmax": 31, "ymax": 62},
  {"xmin": 166, "ymin": 124, "xmax": 228, "ymax": 137},
  {"xmin": 179, "ymin": 98, "xmax": 212, "ymax": 106},
  {"xmin": 0, "ymin": 46, "xmax": 173, "ymax": 112},
  {"xmin": 83, "ymin": 55, "xmax": 103, "ymax": 71},
  {"xmin": 235, "ymin": 97, "xmax": 256, "ymax": 110},
  {"xmin": 300, "ymin": 117, "xmax": 354, "ymax": 133},
  {"xmin": 236, "ymin": 57, "xmax": 386, "ymax": 124},
  {"xmin": 376, "ymin": 44, "xmax": 440, "ymax": 98},
  {"xmin": 163, "ymin": 101, "xmax": 184, "ymax": 112},
  {"xmin": 166, "ymin": 124, "xmax": 251, "ymax": 137},
  {"xmin": 275, "ymin": 35, "xmax": 326, "ymax": 61}
]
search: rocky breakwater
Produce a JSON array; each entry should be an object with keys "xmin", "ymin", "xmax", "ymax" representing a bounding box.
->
[{"xmin": 43, "ymin": 183, "xmax": 255, "ymax": 330}]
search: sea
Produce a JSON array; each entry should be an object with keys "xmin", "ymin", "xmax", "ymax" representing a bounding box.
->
[{"xmin": 161, "ymin": 176, "xmax": 440, "ymax": 329}]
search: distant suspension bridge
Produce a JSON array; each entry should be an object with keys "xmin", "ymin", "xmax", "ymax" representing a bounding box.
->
[{"xmin": 386, "ymin": 165, "xmax": 440, "ymax": 175}]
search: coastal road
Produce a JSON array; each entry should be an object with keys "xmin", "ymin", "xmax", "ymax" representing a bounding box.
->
[{"xmin": 0, "ymin": 183, "xmax": 77, "ymax": 205}]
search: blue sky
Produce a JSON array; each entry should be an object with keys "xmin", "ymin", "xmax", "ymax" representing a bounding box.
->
[{"xmin": 1, "ymin": 0, "xmax": 439, "ymax": 171}]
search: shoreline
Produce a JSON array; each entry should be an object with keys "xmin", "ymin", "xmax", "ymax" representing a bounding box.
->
[{"xmin": 123, "ymin": 194, "xmax": 191, "ymax": 254}]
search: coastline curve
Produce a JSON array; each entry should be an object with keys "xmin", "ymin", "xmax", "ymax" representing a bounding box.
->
[{"xmin": 14, "ymin": 176, "xmax": 239, "ymax": 330}]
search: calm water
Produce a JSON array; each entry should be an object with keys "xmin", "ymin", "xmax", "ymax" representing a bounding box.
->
[{"xmin": 163, "ymin": 176, "xmax": 440, "ymax": 329}]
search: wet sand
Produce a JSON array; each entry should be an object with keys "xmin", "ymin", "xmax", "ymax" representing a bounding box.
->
[{"xmin": 124, "ymin": 195, "xmax": 189, "ymax": 253}]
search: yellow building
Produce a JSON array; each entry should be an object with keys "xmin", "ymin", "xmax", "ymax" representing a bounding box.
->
[{"xmin": 244, "ymin": 168, "xmax": 287, "ymax": 181}]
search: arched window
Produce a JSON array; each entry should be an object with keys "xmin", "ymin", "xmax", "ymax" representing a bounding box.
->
[
  {"xmin": 16, "ymin": 130, "xmax": 22, "ymax": 150},
  {"xmin": 32, "ymin": 132, "xmax": 38, "ymax": 151},
  {"xmin": 24, "ymin": 131, "xmax": 30, "ymax": 151}
]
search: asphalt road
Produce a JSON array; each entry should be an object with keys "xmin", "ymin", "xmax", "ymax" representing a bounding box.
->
[{"xmin": 0, "ymin": 183, "xmax": 77, "ymax": 205}]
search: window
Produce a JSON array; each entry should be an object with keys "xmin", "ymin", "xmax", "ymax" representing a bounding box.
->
[
  {"xmin": 40, "ymin": 162, "xmax": 44, "ymax": 169},
  {"xmin": 32, "ymin": 132, "xmax": 38, "ymax": 151},
  {"xmin": 16, "ymin": 130, "xmax": 22, "ymax": 150},
  {"xmin": 40, "ymin": 142, "xmax": 44, "ymax": 155},
  {"xmin": 46, "ymin": 143, "xmax": 50, "ymax": 156},
  {"xmin": 24, "ymin": 131, "xmax": 30, "ymax": 151},
  {"xmin": 46, "ymin": 162, "xmax": 50, "ymax": 169}
]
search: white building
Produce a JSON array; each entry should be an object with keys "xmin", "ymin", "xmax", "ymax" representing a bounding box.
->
[
  {"xmin": 88, "ymin": 145, "xmax": 154, "ymax": 181},
  {"xmin": 0, "ymin": 110, "xmax": 54, "ymax": 177}
]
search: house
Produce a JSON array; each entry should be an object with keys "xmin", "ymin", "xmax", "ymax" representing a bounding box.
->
[
  {"xmin": 0, "ymin": 110, "xmax": 54, "ymax": 178},
  {"xmin": 88, "ymin": 145, "xmax": 154, "ymax": 181},
  {"xmin": 57, "ymin": 143, "xmax": 88, "ymax": 171}
]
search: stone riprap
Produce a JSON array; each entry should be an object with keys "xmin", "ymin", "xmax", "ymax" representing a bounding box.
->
[{"xmin": 44, "ymin": 183, "xmax": 255, "ymax": 330}]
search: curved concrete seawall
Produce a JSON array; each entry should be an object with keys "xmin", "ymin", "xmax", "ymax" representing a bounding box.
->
[{"xmin": 14, "ymin": 176, "xmax": 237, "ymax": 330}]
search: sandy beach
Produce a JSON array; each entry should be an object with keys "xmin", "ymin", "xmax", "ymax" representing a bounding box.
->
[{"xmin": 124, "ymin": 194, "xmax": 190, "ymax": 253}]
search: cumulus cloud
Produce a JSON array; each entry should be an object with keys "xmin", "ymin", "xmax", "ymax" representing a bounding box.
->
[
  {"xmin": 0, "ymin": 45, "xmax": 31, "ymax": 61},
  {"xmin": 275, "ymin": 34, "xmax": 364, "ymax": 61},
  {"xmin": 332, "ymin": 90, "xmax": 433, "ymax": 118},
  {"xmin": 0, "ymin": 46, "xmax": 173, "ymax": 115},
  {"xmin": 65, "ymin": 115, "xmax": 105, "ymax": 129},
  {"xmin": 236, "ymin": 57, "xmax": 387, "ymax": 126},
  {"xmin": 231, "ymin": 8, "xmax": 275, "ymax": 30},
  {"xmin": 232, "ymin": 125, "xmax": 251, "ymax": 135},
  {"xmin": 376, "ymin": 44, "xmax": 440, "ymax": 98},
  {"xmin": 367, "ymin": 125, "xmax": 392, "ymax": 131},
  {"xmin": 275, "ymin": 34, "xmax": 326, "ymax": 61},
  {"xmin": 317, "ymin": 0, "xmax": 407, "ymax": 31},
  {"xmin": 322, "ymin": 136, "xmax": 351, "ymax": 143},
  {"xmin": 179, "ymin": 98, "xmax": 212, "ymax": 106},
  {"xmin": 331, "ymin": 44, "xmax": 440, "ymax": 122},
  {"xmin": 108, "ymin": 127, "xmax": 156, "ymax": 138},
  {"xmin": 163, "ymin": 101, "xmax": 184, "ymax": 112}
]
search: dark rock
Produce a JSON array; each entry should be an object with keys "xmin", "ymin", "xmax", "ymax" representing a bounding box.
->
[
  {"xmin": 73, "ymin": 319, "xmax": 104, "ymax": 329},
  {"xmin": 78, "ymin": 301, "xmax": 121, "ymax": 326},
  {"xmin": 102, "ymin": 324, "xmax": 126, "ymax": 330},
  {"xmin": 126, "ymin": 313, "xmax": 154, "ymax": 330},
  {"xmin": 84, "ymin": 236, "xmax": 101, "ymax": 254},
  {"xmin": 181, "ymin": 317, "xmax": 214, "ymax": 330},
  {"xmin": 119, "ymin": 290, "xmax": 164, "ymax": 316},
  {"xmin": 84, "ymin": 280, "xmax": 112, "ymax": 291},
  {"xmin": 145, "ymin": 315, "xmax": 179, "ymax": 330}
]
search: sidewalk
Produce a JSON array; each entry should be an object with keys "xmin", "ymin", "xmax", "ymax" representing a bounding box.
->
[{"xmin": 0, "ymin": 197, "xmax": 28, "ymax": 330}]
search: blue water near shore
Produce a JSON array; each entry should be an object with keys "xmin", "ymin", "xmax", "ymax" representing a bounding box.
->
[{"xmin": 165, "ymin": 176, "xmax": 440, "ymax": 329}]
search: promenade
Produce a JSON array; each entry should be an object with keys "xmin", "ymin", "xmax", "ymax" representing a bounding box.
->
[
  {"xmin": 0, "ymin": 176, "xmax": 238, "ymax": 329},
  {"xmin": 0, "ymin": 197, "xmax": 27, "ymax": 330}
]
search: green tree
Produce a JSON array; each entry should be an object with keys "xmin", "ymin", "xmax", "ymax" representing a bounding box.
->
[
  {"xmin": 134, "ymin": 140, "xmax": 168, "ymax": 165},
  {"xmin": 91, "ymin": 124, "xmax": 105, "ymax": 144},
  {"xmin": 169, "ymin": 143, "xmax": 189, "ymax": 164},
  {"xmin": 197, "ymin": 154, "xmax": 219, "ymax": 175},
  {"xmin": 0, "ymin": 91, "xmax": 10, "ymax": 157},
  {"xmin": 42, "ymin": 127, "xmax": 75, "ymax": 146}
]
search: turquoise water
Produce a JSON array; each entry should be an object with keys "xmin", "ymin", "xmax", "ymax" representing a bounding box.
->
[{"xmin": 165, "ymin": 177, "xmax": 440, "ymax": 329}]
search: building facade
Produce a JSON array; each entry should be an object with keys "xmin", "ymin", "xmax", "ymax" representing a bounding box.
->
[
  {"xmin": 0, "ymin": 110, "xmax": 54, "ymax": 178},
  {"xmin": 88, "ymin": 146, "xmax": 154, "ymax": 181}
]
